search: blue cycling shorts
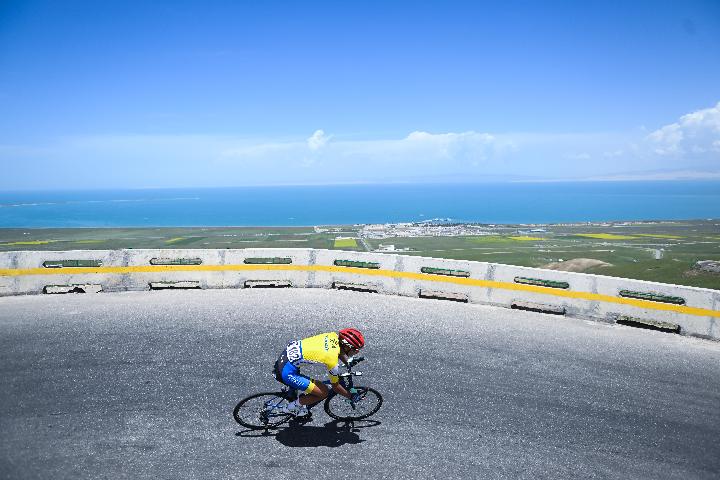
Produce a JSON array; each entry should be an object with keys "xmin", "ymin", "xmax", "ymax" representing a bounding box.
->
[{"xmin": 274, "ymin": 352, "xmax": 315, "ymax": 394}]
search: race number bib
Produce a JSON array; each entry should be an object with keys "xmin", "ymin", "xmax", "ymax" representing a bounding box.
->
[{"xmin": 286, "ymin": 341, "xmax": 301, "ymax": 362}]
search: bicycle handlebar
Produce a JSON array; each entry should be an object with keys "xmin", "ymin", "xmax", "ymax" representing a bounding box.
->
[{"xmin": 347, "ymin": 356, "xmax": 365, "ymax": 368}]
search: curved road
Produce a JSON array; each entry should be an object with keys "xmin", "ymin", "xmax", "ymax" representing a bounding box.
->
[{"xmin": 1, "ymin": 289, "xmax": 719, "ymax": 479}]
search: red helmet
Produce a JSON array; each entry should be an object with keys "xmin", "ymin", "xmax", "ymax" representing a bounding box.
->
[{"xmin": 339, "ymin": 328, "xmax": 365, "ymax": 349}]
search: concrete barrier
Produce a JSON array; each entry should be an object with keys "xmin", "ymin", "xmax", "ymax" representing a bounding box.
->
[{"xmin": 0, "ymin": 248, "xmax": 718, "ymax": 340}]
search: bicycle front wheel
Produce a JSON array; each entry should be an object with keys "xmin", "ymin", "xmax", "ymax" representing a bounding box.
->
[
  {"xmin": 233, "ymin": 392, "xmax": 292, "ymax": 430},
  {"xmin": 324, "ymin": 387, "xmax": 383, "ymax": 421}
]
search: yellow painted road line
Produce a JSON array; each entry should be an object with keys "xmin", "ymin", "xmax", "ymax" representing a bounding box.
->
[{"xmin": 1, "ymin": 264, "xmax": 718, "ymax": 318}]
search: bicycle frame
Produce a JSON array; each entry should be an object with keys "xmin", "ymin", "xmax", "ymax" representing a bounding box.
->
[{"xmin": 281, "ymin": 357, "xmax": 363, "ymax": 409}]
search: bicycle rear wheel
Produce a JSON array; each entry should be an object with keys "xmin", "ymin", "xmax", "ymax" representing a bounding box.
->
[
  {"xmin": 324, "ymin": 387, "xmax": 383, "ymax": 421},
  {"xmin": 233, "ymin": 392, "xmax": 292, "ymax": 430}
]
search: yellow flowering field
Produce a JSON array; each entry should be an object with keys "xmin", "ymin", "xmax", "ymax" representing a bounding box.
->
[
  {"xmin": 574, "ymin": 233, "xmax": 638, "ymax": 240},
  {"xmin": 509, "ymin": 236, "xmax": 545, "ymax": 241}
]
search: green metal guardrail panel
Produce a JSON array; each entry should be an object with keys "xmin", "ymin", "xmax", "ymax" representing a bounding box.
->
[
  {"xmin": 618, "ymin": 290, "xmax": 686, "ymax": 305},
  {"xmin": 514, "ymin": 277, "xmax": 570, "ymax": 289},
  {"xmin": 420, "ymin": 267, "xmax": 471, "ymax": 277},
  {"xmin": 333, "ymin": 260, "xmax": 380, "ymax": 269},
  {"xmin": 243, "ymin": 257, "xmax": 293, "ymax": 264},
  {"xmin": 150, "ymin": 258, "xmax": 203, "ymax": 265},
  {"xmin": 616, "ymin": 315, "xmax": 681, "ymax": 333},
  {"xmin": 43, "ymin": 260, "xmax": 103, "ymax": 268}
]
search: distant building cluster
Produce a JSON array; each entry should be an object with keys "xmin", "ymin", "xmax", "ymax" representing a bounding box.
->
[{"xmin": 360, "ymin": 223, "xmax": 495, "ymax": 239}]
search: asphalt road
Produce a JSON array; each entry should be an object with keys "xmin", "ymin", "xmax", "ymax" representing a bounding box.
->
[{"xmin": 1, "ymin": 289, "xmax": 719, "ymax": 479}]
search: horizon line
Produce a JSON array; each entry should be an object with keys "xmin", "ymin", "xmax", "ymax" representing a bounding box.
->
[{"xmin": 4, "ymin": 177, "xmax": 720, "ymax": 193}]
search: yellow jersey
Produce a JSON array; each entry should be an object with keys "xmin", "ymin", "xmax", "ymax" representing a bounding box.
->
[{"xmin": 285, "ymin": 331, "xmax": 342, "ymax": 383}]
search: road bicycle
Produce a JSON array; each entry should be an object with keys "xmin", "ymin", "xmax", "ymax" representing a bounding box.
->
[{"xmin": 233, "ymin": 356, "xmax": 382, "ymax": 431}]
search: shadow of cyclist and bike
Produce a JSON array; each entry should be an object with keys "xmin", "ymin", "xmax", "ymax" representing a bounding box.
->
[{"xmin": 236, "ymin": 418, "xmax": 382, "ymax": 447}]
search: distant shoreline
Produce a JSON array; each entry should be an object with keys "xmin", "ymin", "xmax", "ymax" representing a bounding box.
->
[
  {"xmin": 4, "ymin": 177, "xmax": 720, "ymax": 193},
  {"xmin": 0, "ymin": 218, "xmax": 717, "ymax": 230}
]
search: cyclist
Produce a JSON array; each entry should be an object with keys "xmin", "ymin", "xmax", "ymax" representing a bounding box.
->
[{"xmin": 274, "ymin": 328, "xmax": 365, "ymax": 416}]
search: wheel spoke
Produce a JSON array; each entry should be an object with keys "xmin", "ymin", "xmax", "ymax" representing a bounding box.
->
[
  {"xmin": 324, "ymin": 387, "xmax": 382, "ymax": 420},
  {"xmin": 233, "ymin": 393, "xmax": 292, "ymax": 429}
]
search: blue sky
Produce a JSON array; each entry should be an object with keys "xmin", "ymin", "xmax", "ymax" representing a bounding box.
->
[{"xmin": 1, "ymin": 0, "xmax": 719, "ymax": 189}]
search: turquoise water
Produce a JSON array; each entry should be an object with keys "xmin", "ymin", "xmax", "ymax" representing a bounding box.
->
[{"xmin": 0, "ymin": 182, "xmax": 718, "ymax": 227}]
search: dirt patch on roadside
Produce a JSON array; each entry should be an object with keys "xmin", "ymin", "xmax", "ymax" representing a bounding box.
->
[{"xmin": 541, "ymin": 258, "xmax": 612, "ymax": 272}]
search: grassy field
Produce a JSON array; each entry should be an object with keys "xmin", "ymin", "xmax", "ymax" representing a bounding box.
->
[
  {"xmin": 0, "ymin": 226, "xmax": 368, "ymax": 254},
  {"xmin": 334, "ymin": 237, "xmax": 358, "ymax": 248},
  {"xmin": 0, "ymin": 220, "xmax": 718, "ymax": 289}
]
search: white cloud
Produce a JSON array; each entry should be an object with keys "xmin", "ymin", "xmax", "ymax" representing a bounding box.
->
[
  {"xmin": 647, "ymin": 102, "xmax": 720, "ymax": 156},
  {"xmin": 404, "ymin": 131, "xmax": 494, "ymax": 144},
  {"xmin": 327, "ymin": 130, "xmax": 509, "ymax": 179},
  {"xmin": 402, "ymin": 131, "xmax": 496, "ymax": 160},
  {"xmin": 307, "ymin": 129, "xmax": 329, "ymax": 151},
  {"xmin": 564, "ymin": 152, "xmax": 591, "ymax": 160},
  {"xmin": 603, "ymin": 150, "xmax": 623, "ymax": 158}
]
